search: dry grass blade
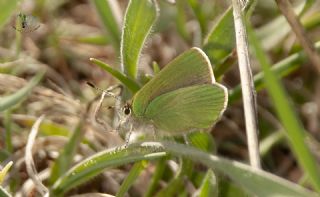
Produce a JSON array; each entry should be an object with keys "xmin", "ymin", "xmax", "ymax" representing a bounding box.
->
[
  {"xmin": 232, "ymin": 0, "xmax": 261, "ymax": 168},
  {"xmin": 25, "ymin": 115, "xmax": 49, "ymax": 197},
  {"xmin": 275, "ymin": 0, "xmax": 320, "ymax": 73}
]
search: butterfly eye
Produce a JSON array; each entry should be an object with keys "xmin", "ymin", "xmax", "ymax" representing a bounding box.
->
[{"xmin": 123, "ymin": 106, "xmax": 131, "ymax": 115}]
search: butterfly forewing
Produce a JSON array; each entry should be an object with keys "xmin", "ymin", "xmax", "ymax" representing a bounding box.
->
[
  {"xmin": 144, "ymin": 84, "xmax": 227, "ymax": 134},
  {"xmin": 132, "ymin": 47, "xmax": 215, "ymax": 117}
]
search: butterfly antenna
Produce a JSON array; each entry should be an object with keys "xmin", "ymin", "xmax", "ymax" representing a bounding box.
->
[{"xmin": 86, "ymin": 82, "xmax": 122, "ymax": 101}]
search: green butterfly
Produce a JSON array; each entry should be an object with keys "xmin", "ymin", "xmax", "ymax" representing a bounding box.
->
[
  {"xmin": 13, "ymin": 13, "xmax": 40, "ymax": 33},
  {"xmin": 109, "ymin": 47, "xmax": 228, "ymax": 138}
]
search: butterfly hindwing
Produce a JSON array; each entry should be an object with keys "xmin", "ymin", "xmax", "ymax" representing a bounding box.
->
[
  {"xmin": 144, "ymin": 84, "xmax": 227, "ymax": 134},
  {"xmin": 132, "ymin": 47, "xmax": 215, "ymax": 117}
]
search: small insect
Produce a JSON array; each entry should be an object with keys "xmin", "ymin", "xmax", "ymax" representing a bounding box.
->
[
  {"xmin": 93, "ymin": 47, "xmax": 228, "ymax": 145},
  {"xmin": 13, "ymin": 13, "xmax": 40, "ymax": 33}
]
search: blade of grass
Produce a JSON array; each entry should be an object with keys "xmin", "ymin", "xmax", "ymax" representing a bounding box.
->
[
  {"xmin": 275, "ymin": 0, "xmax": 320, "ymax": 73},
  {"xmin": 0, "ymin": 161, "xmax": 13, "ymax": 184},
  {"xmin": 175, "ymin": 0, "xmax": 190, "ymax": 42},
  {"xmin": 203, "ymin": 7, "xmax": 235, "ymax": 66},
  {"xmin": 0, "ymin": 187, "xmax": 11, "ymax": 197},
  {"xmin": 247, "ymin": 22, "xmax": 320, "ymax": 192},
  {"xmin": 92, "ymin": 0, "xmax": 121, "ymax": 50},
  {"xmin": 51, "ymin": 145, "xmax": 167, "ymax": 196},
  {"xmin": 256, "ymin": 2, "xmax": 305, "ymax": 50},
  {"xmin": 197, "ymin": 170, "xmax": 218, "ymax": 197},
  {"xmin": 155, "ymin": 158, "xmax": 193, "ymax": 197},
  {"xmin": 0, "ymin": 71, "xmax": 45, "ymax": 111},
  {"xmin": 116, "ymin": 161, "xmax": 147, "ymax": 197},
  {"xmin": 75, "ymin": 35, "xmax": 109, "ymax": 45},
  {"xmin": 229, "ymin": 40, "xmax": 320, "ymax": 103},
  {"xmin": 49, "ymin": 119, "xmax": 85, "ymax": 185},
  {"xmin": 232, "ymin": 0, "xmax": 260, "ymax": 168},
  {"xmin": 4, "ymin": 111, "xmax": 13, "ymax": 153},
  {"xmin": 121, "ymin": 0, "xmax": 158, "ymax": 78},
  {"xmin": 90, "ymin": 58, "xmax": 140, "ymax": 93},
  {"xmin": 186, "ymin": 0, "xmax": 207, "ymax": 36},
  {"xmin": 0, "ymin": 0, "xmax": 20, "ymax": 31},
  {"xmin": 144, "ymin": 158, "xmax": 167, "ymax": 197},
  {"xmin": 52, "ymin": 141, "xmax": 318, "ymax": 196}
]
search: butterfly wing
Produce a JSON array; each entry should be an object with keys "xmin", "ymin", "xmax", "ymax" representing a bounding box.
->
[
  {"xmin": 132, "ymin": 47, "xmax": 215, "ymax": 117},
  {"xmin": 144, "ymin": 84, "xmax": 228, "ymax": 134},
  {"xmin": 14, "ymin": 14, "xmax": 40, "ymax": 33}
]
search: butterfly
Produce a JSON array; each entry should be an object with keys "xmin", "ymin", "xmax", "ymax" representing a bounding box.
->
[
  {"xmin": 13, "ymin": 13, "xmax": 40, "ymax": 33},
  {"xmin": 93, "ymin": 48, "xmax": 228, "ymax": 144}
]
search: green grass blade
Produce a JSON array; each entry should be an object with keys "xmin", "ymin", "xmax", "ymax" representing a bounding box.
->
[
  {"xmin": 0, "ymin": 161, "xmax": 13, "ymax": 184},
  {"xmin": 51, "ymin": 146, "xmax": 167, "ymax": 196},
  {"xmin": 175, "ymin": 0, "xmax": 190, "ymax": 42},
  {"xmin": 116, "ymin": 161, "xmax": 147, "ymax": 197},
  {"xmin": 247, "ymin": 23, "xmax": 320, "ymax": 192},
  {"xmin": 4, "ymin": 111, "xmax": 13, "ymax": 153},
  {"xmin": 51, "ymin": 141, "xmax": 317, "ymax": 196},
  {"xmin": 0, "ymin": 0, "xmax": 20, "ymax": 31},
  {"xmin": 0, "ymin": 71, "xmax": 45, "ymax": 111},
  {"xmin": 0, "ymin": 186, "xmax": 11, "ymax": 197},
  {"xmin": 228, "ymin": 41, "xmax": 320, "ymax": 103},
  {"xmin": 156, "ymin": 158, "xmax": 193, "ymax": 197},
  {"xmin": 203, "ymin": 7, "xmax": 235, "ymax": 66},
  {"xmin": 75, "ymin": 35, "xmax": 109, "ymax": 45},
  {"xmin": 90, "ymin": 58, "xmax": 140, "ymax": 93},
  {"xmin": 121, "ymin": 0, "xmax": 158, "ymax": 78},
  {"xmin": 256, "ymin": 2, "xmax": 305, "ymax": 50},
  {"xmin": 186, "ymin": 0, "xmax": 207, "ymax": 35},
  {"xmin": 144, "ymin": 158, "xmax": 167, "ymax": 197},
  {"xmin": 49, "ymin": 119, "xmax": 85, "ymax": 185},
  {"xmin": 198, "ymin": 170, "xmax": 218, "ymax": 197},
  {"xmin": 92, "ymin": 0, "xmax": 121, "ymax": 50}
]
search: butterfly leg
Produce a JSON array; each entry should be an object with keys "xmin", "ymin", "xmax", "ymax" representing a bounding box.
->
[
  {"xmin": 88, "ymin": 82, "xmax": 123, "ymax": 131},
  {"xmin": 93, "ymin": 91, "xmax": 113, "ymax": 130},
  {"xmin": 183, "ymin": 134, "xmax": 190, "ymax": 145},
  {"xmin": 124, "ymin": 124, "xmax": 133, "ymax": 148}
]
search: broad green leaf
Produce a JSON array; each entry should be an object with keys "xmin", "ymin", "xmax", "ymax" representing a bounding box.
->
[
  {"xmin": 51, "ymin": 144, "xmax": 167, "ymax": 196},
  {"xmin": 52, "ymin": 142, "xmax": 317, "ymax": 196},
  {"xmin": 188, "ymin": 131, "xmax": 215, "ymax": 152},
  {"xmin": 247, "ymin": 23, "xmax": 320, "ymax": 192},
  {"xmin": 121, "ymin": 0, "xmax": 158, "ymax": 78},
  {"xmin": 0, "ymin": 161, "xmax": 13, "ymax": 184},
  {"xmin": 90, "ymin": 58, "xmax": 140, "ymax": 93},
  {"xmin": 49, "ymin": 119, "xmax": 85, "ymax": 185},
  {"xmin": 198, "ymin": 170, "xmax": 218, "ymax": 197},
  {"xmin": 0, "ymin": 0, "xmax": 21, "ymax": 31},
  {"xmin": 92, "ymin": 0, "xmax": 121, "ymax": 50},
  {"xmin": 0, "ymin": 71, "xmax": 45, "ymax": 111},
  {"xmin": 116, "ymin": 161, "xmax": 147, "ymax": 197},
  {"xmin": 203, "ymin": 7, "xmax": 235, "ymax": 66}
]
